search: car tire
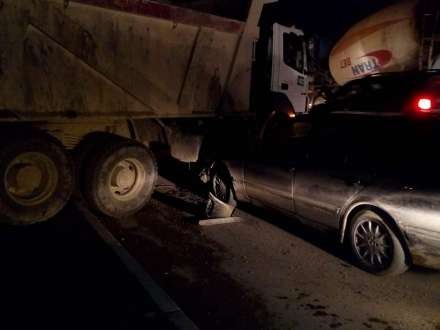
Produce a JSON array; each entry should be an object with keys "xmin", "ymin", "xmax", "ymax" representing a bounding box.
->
[
  {"xmin": 0, "ymin": 132, "xmax": 74, "ymax": 225},
  {"xmin": 212, "ymin": 172, "xmax": 232, "ymax": 204},
  {"xmin": 83, "ymin": 138, "xmax": 158, "ymax": 218},
  {"xmin": 206, "ymin": 170, "xmax": 236, "ymax": 218},
  {"xmin": 349, "ymin": 210, "xmax": 409, "ymax": 276}
]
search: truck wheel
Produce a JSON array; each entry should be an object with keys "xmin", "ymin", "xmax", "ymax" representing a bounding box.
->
[
  {"xmin": 83, "ymin": 139, "xmax": 157, "ymax": 218},
  {"xmin": 0, "ymin": 134, "xmax": 74, "ymax": 225},
  {"xmin": 349, "ymin": 210, "xmax": 409, "ymax": 276},
  {"xmin": 74, "ymin": 132, "xmax": 119, "ymax": 199}
]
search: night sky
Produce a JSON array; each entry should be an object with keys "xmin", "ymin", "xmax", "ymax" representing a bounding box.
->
[
  {"xmin": 172, "ymin": 0, "xmax": 399, "ymax": 43},
  {"xmin": 277, "ymin": 0, "xmax": 399, "ymax": 40}
]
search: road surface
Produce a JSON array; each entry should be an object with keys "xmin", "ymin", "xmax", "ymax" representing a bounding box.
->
[
  {"xmin": 105, "ymin": 177, "xmax": 440, "ymax": 330},
  {"xmin": 0, "ymin": 203, "xmax": 180, "ymax": 330},
  {"xmin": 2, "ymin": 178, "xmax": 439, "ymax": 330}
]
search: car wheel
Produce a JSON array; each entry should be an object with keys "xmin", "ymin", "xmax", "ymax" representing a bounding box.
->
[
  {"xmin": 206, "ymin": 172, "xmax": 236, "ymax": 218},
  {"xmin": 212, "ymin": 173, "xmax": 231, "ymax": 203},
  {"xmin": 349, "ymin": 210, "xmax": 409, "ymax": 276}
]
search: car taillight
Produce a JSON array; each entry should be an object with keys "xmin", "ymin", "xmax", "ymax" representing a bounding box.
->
[{"xmin": 417, "ymin": 98, "xmax": 433, "ymax": 112}]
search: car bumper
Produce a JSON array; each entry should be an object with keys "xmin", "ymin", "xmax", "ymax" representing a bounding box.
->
[{"xmin": 405, "ymin": 226, "xmax": 440, "ymax": 270}]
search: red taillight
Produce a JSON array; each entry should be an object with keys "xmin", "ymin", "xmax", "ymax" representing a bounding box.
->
[{"xmin": 417, "ymin": 98, "xmax": 433, "ymax": 112}]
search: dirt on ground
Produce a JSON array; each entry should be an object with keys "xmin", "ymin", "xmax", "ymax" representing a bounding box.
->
[
  {"xmin": 106, "ymin": 181, "xmax": 273, "ymax": 330},
  {"xmin": 105, "ymin": 177, "xmax": 440, "ymax": 330}
]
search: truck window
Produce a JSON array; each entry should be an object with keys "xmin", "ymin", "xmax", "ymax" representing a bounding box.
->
[{"xmin": 283, "ymin": 33, "xmax": 304, "ymax": 73}]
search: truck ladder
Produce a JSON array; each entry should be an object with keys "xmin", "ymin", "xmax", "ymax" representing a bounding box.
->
[{"xmin": 419, "ymin": 0, "xmax": 440, "ymax": 70}]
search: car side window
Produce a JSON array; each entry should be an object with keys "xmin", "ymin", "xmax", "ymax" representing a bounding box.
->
[
  {"xmin": 334, "ymin": 82, "xmax": 364, "ymax": 101},
  {"xmin": 330, "ymin": 76, "xmax": 417, "ymax": 113},
  {"xmin": 257, "ymin": 137, "xmax": 309, "ymax": 164},
  {"xmin": 284, "ymin": 136, "xmax": 311, "ymax": 164},
  {"xmin": 323, "ymin": 82, "xmax": 366, "ymax": 113},
  {"xmin": 307, "ymin": 120, "xmax": 349, "ymax": 169},
  {"xmin": 259, "ymin": 115, "xmax": 313, "ymax": 163}
]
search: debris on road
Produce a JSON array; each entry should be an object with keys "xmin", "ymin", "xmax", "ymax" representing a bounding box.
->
[{"xmin": 198, "ymin": 217, "xmax": 245, "ymax": 226}]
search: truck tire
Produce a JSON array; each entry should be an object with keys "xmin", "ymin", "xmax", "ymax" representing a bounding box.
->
[
  {"xmin": 74, "ymin": 132, "xmax": 120, "ymax": 199},
  {"xmin": 0, "ymin": 133, "xmax": 74, "ymax": 225},
  {"xmin": 83, "ymin": 138, "xmax": 158, "ymax": 218}
]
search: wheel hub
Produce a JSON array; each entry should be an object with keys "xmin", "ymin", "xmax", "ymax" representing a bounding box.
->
[
  {"xmin": 15, "ymin": 164, "xmax": 43, "ymax": 195},
  {"xmin": 354, "ymin": 219, "xmax": 393, "ymax": 269},
  {"xmin": 5, "ymin": 152, "xmax": 58, "ymax": 206},
  {"xmin": 109, "ymin": 158, "xmax": 146, "ymax": 201},
  {"xmin": 112, "ymin": 165, "xmax": 136, "ymax": 191}
]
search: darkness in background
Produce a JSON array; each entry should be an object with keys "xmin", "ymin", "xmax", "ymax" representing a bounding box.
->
[
  {"xmin": 279, "ymin": 0, "xmax": 399, "ymax": 40},
  {"xmin": 163, "ymin": 0, "xmax": 401, "ymax": 63},
  {"xmin": 260, "ymin": 0, "xmax": 400, "ymax": 58},
  {"xmin": 165, "ymin": 0, "xmax": 399, "ymax": 42}
]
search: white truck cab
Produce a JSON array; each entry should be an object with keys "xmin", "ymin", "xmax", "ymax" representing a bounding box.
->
[{"xmin": 271, "ymin": 23, "xmax": 309, "ymax": 115}]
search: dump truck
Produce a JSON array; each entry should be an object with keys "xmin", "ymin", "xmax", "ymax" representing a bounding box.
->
[
  {"xmin": 0, "ymin": 0, "xmax": 313, "ymax": 224},
  {"xmin": 329, "ymin": 0, "xmax": 440, "ymax": 85}
]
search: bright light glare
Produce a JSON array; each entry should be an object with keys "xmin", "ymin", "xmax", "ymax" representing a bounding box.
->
[
  {"xmin": 418, "ymin": 98, "xmax": 432, "ymax": 111},
  {"xmin": 288, "ymin": 112, "xmax": 296, "ymax": 118}
]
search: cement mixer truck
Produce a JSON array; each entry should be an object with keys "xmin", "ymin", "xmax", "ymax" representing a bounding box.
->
[{"xmin": 329, "ymin": 0, "xmax": 440, "ymax": 86}]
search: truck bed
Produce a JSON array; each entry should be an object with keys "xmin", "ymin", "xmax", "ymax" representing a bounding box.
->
[{"xmin": 0, "ymin": 0, "xmax": 250, "ymax": 120}]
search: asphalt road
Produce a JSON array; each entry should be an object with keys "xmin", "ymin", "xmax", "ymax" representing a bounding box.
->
[
  {"xmin": 0, "ymin": 203, "xmax": 176, "ymax": 330},
  {"xmin": 105, "ymin": 178, "xmax": 440, "ymax": 330},
  {"xmin": 2, "ymin": 178, "xmax": 439, "ymax": 330}
]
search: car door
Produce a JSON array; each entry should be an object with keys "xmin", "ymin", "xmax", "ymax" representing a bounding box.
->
[
  {"xmin": 292, "ymin": 119, "xmax": 367, "ymax": 229},
  {"xmin": 243, "ymin": 134, "xmax": 310, "ymax": 216},
  {"xmin": 244, "ymin": 157, "xmax": 295, "ymax": 216},
  {"xmin": 271, "ymin": 23, "xmax": 309, "ymax": 114}
]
